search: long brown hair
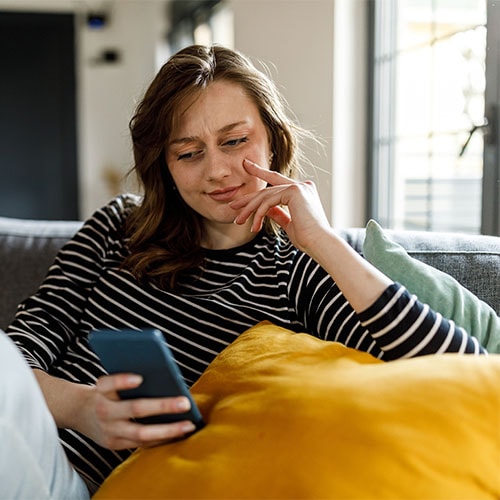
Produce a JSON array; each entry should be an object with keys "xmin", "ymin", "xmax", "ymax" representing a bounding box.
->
[{"xmin": 124, "ymin": 44, "xmax": 311, "ymax": 288}]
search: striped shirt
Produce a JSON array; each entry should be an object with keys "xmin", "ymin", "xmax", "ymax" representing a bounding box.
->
[{"xmin": 6, "ymin": 194, "xmax": 485, "ymax": 493}]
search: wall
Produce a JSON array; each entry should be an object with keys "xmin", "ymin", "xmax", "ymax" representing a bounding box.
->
[
  {"xmin": 77, "ymin": 1, "xmax": 168, "ymax": 217},
  {"xmin": 0, "ymin": 0, "xmax": 368, "ymax": 225},
  {"xmin": 230, "ymin": 0, "xmax": 368, "ymax": 227},
  {"xmin": 230, "ymin": 0, "xmax": 335, "ymax": 220},
  {"xmin": 332, "ymin": 0, "xmax": 368, "ymax": 227}
]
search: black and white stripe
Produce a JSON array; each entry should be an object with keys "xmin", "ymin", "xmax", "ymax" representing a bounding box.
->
[
  {"xmin": 6, "ymin": 194, "xmax": 486, "ymax": 492},
  {"xmin": 358, "ymin": 283, "xmax": 484, "ymax": 359}
]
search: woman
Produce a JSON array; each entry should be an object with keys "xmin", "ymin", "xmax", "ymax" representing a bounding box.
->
[{"xmin": 5, "ymin": 44, "xmax": 485, "ymax": 496}]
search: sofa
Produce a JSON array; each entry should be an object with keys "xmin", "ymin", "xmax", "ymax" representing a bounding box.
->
[
  {"xmin": 1, "ymin": 215, "xmax": 500, "ymax": 499},
  {"xmin": 1, "ymin": 214, "xmax": 499, "ymax": 330}
]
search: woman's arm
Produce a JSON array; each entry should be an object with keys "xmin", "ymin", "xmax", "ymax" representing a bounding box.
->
[
  {"xmin": 8, "ymin": 195, "xmax": 196, "ymax": 448},
  {"xmin": 232, "ymin": 159, "xmax": 486, "ymax": 357},
  {"xmin": 231, "ymin": 159, "xmax": 392, "ymax": 312},
  {"xmin": 7, "ymin": 197, "xmax": 132, "ymax": 370},
  {"xmin": 300, "ymin": 224, "xmax": 392, "ymax": 311}
]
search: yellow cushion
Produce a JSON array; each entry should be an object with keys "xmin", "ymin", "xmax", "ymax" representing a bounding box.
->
[{"xmin": 94, "ymin": 322, "xmax": 500, "ymax": 499}]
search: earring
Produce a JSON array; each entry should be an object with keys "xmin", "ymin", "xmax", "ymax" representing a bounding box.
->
[{"xmin": 268, "ymin": 152, "xmax": 274, "ymax": 164}]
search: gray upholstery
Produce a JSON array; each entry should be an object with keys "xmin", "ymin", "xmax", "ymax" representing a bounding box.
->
[
  {"xmin": 0, "ymin": 215, "xmax": 499, "ymax": 330},
  {"xmin": 337, "ymin": 227, "xmax": 500, "ymax": 315},
  {"xmin": 0, "ymin": 216, "xmax": 82, "ymax": 329}
]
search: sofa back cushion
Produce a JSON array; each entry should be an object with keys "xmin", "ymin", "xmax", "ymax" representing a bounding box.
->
[
  {"xmin": 0, "ymin": 215, "xmax": 498, "ymax": 330},
  {"xmin": 0, "ymin": 216, "xmax": 81, "ymax": 330},
  {"xmin": 338, "ymin": 227, "xmax": 500, "ymax": 315}
]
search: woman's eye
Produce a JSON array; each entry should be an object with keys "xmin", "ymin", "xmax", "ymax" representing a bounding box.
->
[
  {"xmin": 223, "ymin": 137, "xmax": 248, "ymax": 147},
  {"xmin": 177, "ymin": 150, "xmax": 202, "ymax": 161}
]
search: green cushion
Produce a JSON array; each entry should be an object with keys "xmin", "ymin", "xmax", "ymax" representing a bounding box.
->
[{"xmin": 363, "ymin": 219, "xmax": 500, "ymax": 353}]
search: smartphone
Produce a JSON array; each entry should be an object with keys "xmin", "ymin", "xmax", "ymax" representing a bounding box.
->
[{"xmin": 88, "ymin": 328, "xmax": 204, "ymax": 430}]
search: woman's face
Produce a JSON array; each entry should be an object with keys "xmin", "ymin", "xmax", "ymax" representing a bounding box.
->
[{"xmin": 165, "ymin": 79, "xmax": 272, "ymax": 248}]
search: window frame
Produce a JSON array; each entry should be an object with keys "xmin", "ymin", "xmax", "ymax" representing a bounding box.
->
[
  {"xmin": 367, "ymin": 0, "xmax": 498, "ymax": 236},
  {"xmin": 481, "ymin": 0, "xmax": 500, "ymax": 235}
]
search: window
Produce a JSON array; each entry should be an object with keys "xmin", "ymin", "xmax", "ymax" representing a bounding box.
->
[{"xmin": 369, "ymin": 0, "xmax": 498, "ymax": 235}]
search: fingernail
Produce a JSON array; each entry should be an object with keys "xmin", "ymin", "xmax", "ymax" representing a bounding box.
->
[
  {"xmin": 127, "ymin": 375, "xmax": 143, "ymax": 385},
  {"xmin": 177, "ymin": 397, "xmax": 191, "ymax": 411},
  {"xmin": 182, "ymin": 422, "xmax": 196, "ymax": 434}
]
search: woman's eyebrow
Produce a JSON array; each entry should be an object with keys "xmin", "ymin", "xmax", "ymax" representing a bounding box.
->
[
  {"xmin": 218, "ymin": 121, "xmax": 248, "ymax": 134},
  {"xmin": 169, "ymin": 136, "xmax": 198, "ymax": 147},
  {"xmin": 169, "ymin": 121, "xmax": 249, "ymax": 146}
]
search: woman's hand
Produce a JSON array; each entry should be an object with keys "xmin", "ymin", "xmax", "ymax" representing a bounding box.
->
[
  {"xmin": 230, "ymin": 158, "xmax": 392, "ymax": 312},
  {"xmin": 34, "ymin": 369, "xmax": 196, "ymax": 451},
  {"xmin": 230, "ymin": 159, "xmax": 331, "ymax": 254},
  {"xmin": 81, "ymin": 373, "xmax": 197, "ymax": 450}
]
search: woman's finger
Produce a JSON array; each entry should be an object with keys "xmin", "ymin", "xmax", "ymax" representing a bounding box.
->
[
  {"xmin": 243, "ymin": 158, "xmax": 295, "ymax": 185},
  {"xmin": 131, "ymin": 419, "xmax": 196, "ymax": 444},
  {"xmin": 98, "ymin": 416, "xmax": 194, "ymax": 449},
  {"xmin": 266, "ymin": 206, "xmax": 292, "ymax": 230},
  {"xmin": 95, "ymin": 373, "xmax": 143, "ymax": 401},
  {"xmin": 95, "ymin": 373, "xmax": 192, "ymax": 421},
  {"xmin": 231, "ymin": 185, "xmax": 290, "ymax": 227},
  {"xmin": 125, "ymin": 395, "xmax": 192, "ymax": 421}
]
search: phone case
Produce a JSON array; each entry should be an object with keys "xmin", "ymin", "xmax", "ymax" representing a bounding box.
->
[{"xmin": 89, "ymin": 328, "xmax": 204, "ymax": 428}]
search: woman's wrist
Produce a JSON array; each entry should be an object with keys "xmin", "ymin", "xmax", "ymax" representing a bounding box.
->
[
  {"xmin": 33, "ymin": 369, "xmax": 95, "ymax": 431},
  {"xmin": 303, "ymin": 227, "xmax": 393, "ymax": 312}
]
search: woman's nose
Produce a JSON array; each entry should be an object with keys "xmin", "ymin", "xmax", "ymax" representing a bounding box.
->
[{"xmin": 205, "ymin": 150, "xmax": 232, "ymax": 181}]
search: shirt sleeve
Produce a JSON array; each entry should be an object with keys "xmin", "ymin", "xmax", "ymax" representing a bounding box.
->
[
  {"xmin": 289, "ymin": 252, "xmax": 486, "ymax": 359},
  {"xmin": 357, "ymin": 282, "xmax": 487, "ymax": 359},
  {"xmin": 289, "ymin": 252, "xmax": 383, "ymax": 356},
  {"xmin": 6, "ymin": 195, "xmax": 137, "ymax": 371}
]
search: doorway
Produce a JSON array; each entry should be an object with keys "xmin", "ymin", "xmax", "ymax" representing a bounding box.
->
[{"xmin": 0, "ymin": 11, "xmax": 78, "ymax": 220}]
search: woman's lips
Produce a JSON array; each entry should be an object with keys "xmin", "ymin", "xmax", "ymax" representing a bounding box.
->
[{"xmin": 207, "ymin": 186, "xmax": 241, "ymax": 202}]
